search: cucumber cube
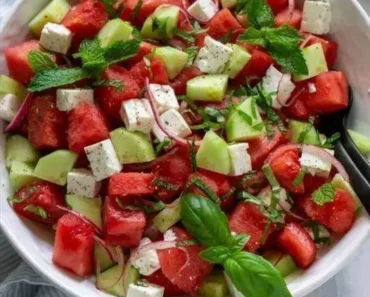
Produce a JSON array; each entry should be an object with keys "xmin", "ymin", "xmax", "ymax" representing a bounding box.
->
[
  {"xmin": 221, "ymin": 0, "xmax": 237, "ymax": 8},
  {"xmin": 5, "ymin": 135, "xmax": 40, "ymax": 169},
  {"xmin": 223, "ymin": 44, "xmax": 251, "ymax": 79},
  {"xmin": 96, "ymin": 265, "xmax": 125, "ymax": 297},
  {"xmin": 198, "ymin": 270, "xmax": 229, "ymax": 297},
  {"xmin": 10, "ymin": 161, "xmax": 39, "ymax": 190},
  {"xmin": 98, "ymin": 19, "xmax": 134, "ymax": 48},
  {"xmin": 66, "ymin": 195, "xmax": 102, "ymax": 229},
  {"xmin": 263, "ymin": 251, "xmax": 298, "ymax": 277},
  {"xmin": 153, "ymin": 47, "xmax": 189, "ymax": 79},
  {"xmin": 288, "ymin": 120, "xmax": 321, "ymax": 145},
  {"xmin": 348, "ymin": 129, "xmax": 370, "ymax": 155},
  {"xmin": 153, "ymin": 199, "xmax": 181, "ymax": 232},
  {"xmin": 187, "ymin": 75, "xmax": 228, "ymax": 102},
  {"xmin": 95, "ymin": 242, "xmax": 115, "ymax": 272},
  {"xmin": 0, "ymin": 75, "xmax": 27, "ymax": 100}
]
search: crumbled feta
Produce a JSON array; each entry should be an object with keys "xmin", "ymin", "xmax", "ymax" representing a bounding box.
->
[
  {"xmin": 163, "ymin": 229, "xmax": 177, "ymax": 242},
  {"xmin": 299, "ymin": 147, "xmax": 335, "ymax": 177},
  {"xmin": 132, "ymin": 238, "xmax": 161, "ymax": 276},
  {"xmin": 40, "ymin": 23, "xmax": 72, "ymax": 54},
  {"xmin": 0, "ymin": 94, "xmax": 22, "ymax": 122},
  {"xmin": 188, "ymin": 0, "xmax": 219, "ymax": 23},
  {"xmin": 148, "ymin": 84, "xmax": 179, "ymax": 114},
  {"xmin": 126, "ymin": 282, "xmax": 165, "ymax": 297},
  {"xmin": 84, "ymin": 140, "xmax": 122, "ymax": 181},
  {"xmin": 227, "ymin": 143, "xmax": 252, "ymax": 176},
  {"xmin": 262, "ymin": 65, "xmax": 296, "ymax": 109},
  {"xmin": 194, "ymin": 36, "xmax": 233, "ymax": 74},
  {"xmin": 152, "ymin": 109, "xmax": 192, "ymax": 142},
  {"xmin": 224, "ymin": 272, "xmax": 244, "ymax": 297},
  {"xmin": 308, "ymin": 83, "xmax": 317, "ymax": 94},
  {"xmin": 56, "ymin": 89, "xmax": 94, "ymax": 112},
  {"xmin": 120, "ymin": 99, "xmax": 155, "ymax": 134},
  {"xmin": 67, "ymin": 168, "xmax": 102, "ymax": 198},
  {"xmin": 301, "ymin": 1, "xmax": 331, "ymax": 35}
]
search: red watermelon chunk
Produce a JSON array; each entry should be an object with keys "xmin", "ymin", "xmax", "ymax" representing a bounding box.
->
[
  {"xmin": 130, "ymin": 58, "xmax": 169, "ymax": 89},
  {"xmin": 145, "ymin": 270, "xmax": 185, "ymax": 297},
  {"xmin": 151, "ymin": 58, "xmax": 169, "ymax": 84},
  {"xmin": 53, "ymin": 213, "xmax": 95, "ymax": 276},
  {"xmin": 157, "ymin": 227, "xmax": 213, "ymax": 294},
  {"xmin": 170, "ymin": 66, "xmax": 203, "ymax": 95},
  {"xmin": 277, "ymin": 223, "xmax": 317, "ymax": 268},
  {"xmin": 207, "ymin": 9, "xmax": 242, "ymax": 41},
  {"xmin": 126, "ymin": 42, "xmax": 156, "ymax": 66},
  {"xmin": 96, "ymin": 65, "xmax": 141, "ymax": 121},
  {"xmin": 62, "ymin": 0, "xmax": 109, "ymax": 48},
  {"xmin": 275, "ymin": 8, "xmax": 303, "ymax": 29},
  {"xmin": 12, "ymin": 182, "xmax": 65, "ymax": 225},
  {"xmin": 108, "ymin": 173, "xmax": 156, "ymax": 197},
  {"xmin": 268, "ymin": 0, "xmax": 289, "ymax": 14},
  {"xmin": 229, "ymin": 202, "xmax": 274, "ymax": 252},
  {"xmin": 298, "ymin": 189, "xmax": 356, "ymax": 234},
  {"xmin": 103, "ymin": 196, "xmax": 146, "ymax": 248},
  {"xmin": 4, "ymin": 40, "xmax": 41, "ymax": 85},
  {"xmin": 67, "ymin": 103, "xmax": 110, "ymax": 154},
  {"xmin": 28, "ymin": 95, "xmax": 68, "ymax": 150},
  {"xmin": 282, "ymin": 83, "xmax": 312, "ymax": 121}
]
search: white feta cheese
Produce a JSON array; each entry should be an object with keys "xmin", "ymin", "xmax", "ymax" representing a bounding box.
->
[
  {"xmin": 308, "ymin": 83, "xmax": 317, "ymax": 93},
  {"xmin": 127, "ymin": 283, "xmax": 165, "ymax": 297},
  {"xmin": 227, "ymin": 143, "xmax": 252, "ymax": 176},
  {"xmin": 56, "ymin": 89, "xmax": 94, "ymax": 112},
  {"xmin": 84, "ymin": 140, "xmax": 122, "ymax": 181},
  {"xmin": 163, "ymin": 229, "xmax": 177, "ymax": 242},
  {"xmin": 120, "ymin": 99, "xmax": 155, "ymax": 134},
  {"xmin": 188, "ymin": 0, "xmax": 219, "ymax": 23},
  {"xmin": 132, "ymin": 238, "xmax": 161, "ymax": 276},
  {"xmin": 148, "ymin": 84, "xmax": 179, "ymax": 114},
  {"xmin": 152, "ymin": 109, "xmax": 192, "ymax": 142},
  {"xmin": 224, "ymin": 272, "xmax": 244, "ymax": 297},
  {"xmin": 262, "ymin": 65, "xmax": 296, "ymax": 109},
  {"xmin": 40, "ymin": 23, "xmax": 72, "ymax": 54},
  {"xmin": 67, "ymin": 168, "xmax": 102, "ymax": 198},
  {"xmin": 0, "ymin": 94, "xmax": 22, "ymax": 122},
  {"xmin": 299, "ymin": 147, "xmax": 335, "ymax": 177},
  {"xmin": 301, "ymin": 1, "xmax": 331, "ymax": 35},
  {"xmin": 194, "ymin": 36, "xmax": 233, "ymax": 74}
]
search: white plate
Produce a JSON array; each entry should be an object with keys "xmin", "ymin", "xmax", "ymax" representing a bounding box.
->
[{"xmin": 1, "ymin": 1, "xmax": 370, "ymax": 297}]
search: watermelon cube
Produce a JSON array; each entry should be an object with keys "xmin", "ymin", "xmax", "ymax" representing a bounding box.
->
[
  {"xmin": 108, "ymin": 173, "xmax": 156, "ymax": 197},
  {"xmin": 275, "ymin": 8, "xmax": 303, "ymax": 29},
  {"xmin": 207, "ymin": 9, "xmax": 242, "ymax": 41},
  {"xmin": 145, "ymin": 270, "xmax": 185, "ymax": 297}
]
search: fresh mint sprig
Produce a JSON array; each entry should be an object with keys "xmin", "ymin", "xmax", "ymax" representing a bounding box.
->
[
  {"xmin": 312, "ymin": 183, "xmax": 336, "ymax": 206},
  {"xmin": 28, "ymin": 51, "xmax": 58, "ymax": 72}
]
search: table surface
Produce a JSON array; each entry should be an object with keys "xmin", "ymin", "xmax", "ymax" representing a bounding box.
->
[{"xmin": 0, "ymin": 1, "xmax": 369, "ymax": 297}]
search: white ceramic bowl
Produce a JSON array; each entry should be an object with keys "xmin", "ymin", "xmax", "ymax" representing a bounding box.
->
[{"xmin": 1, "ymin": 1, "xmax": 370, "ymax": 297}]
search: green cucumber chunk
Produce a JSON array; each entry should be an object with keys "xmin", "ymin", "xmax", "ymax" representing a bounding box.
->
[
  {"xmin": 288, "ymin": 119, "xmax": 321, "ymax": 145},
  {"xmin": 196, "ymin": 130, "xmax": 231, "ymax": 175},
  {"xmin": 28, "ymin": 0, "xmax": 71, "ymax": 36},
  {"xmin": 294, "ymin": 43, "xmax": 328, "ymax": 81},
  {"xmin": 221, "ymin": 0, "xmax": 237, "ymax": 8},
  {"xmin": 141, "ymin": 6, "xmax": 180, "ymax": 40},
  {"xmin": 263, "ymin": 251, "xmax": 298, "ymax": 277},
  {"xmin": 187, "ymin": 75, "xmax": 229, "ymax": 102},
  {"xmin": 96, "ymin": 265, "xmax": 125, "ymax": 297},
  {"xmin": 153, "ymin": 46, "xmax": 189, "ymax": 79},
  {"xmin": 348, "ymin": 129, "xmax": 370, "ymax": 155},
  {"xmin": 198, "ymin": 270, "xmax": 229, "ymax": 297},
  {"xmin": 110, "ymin": 128, "xmax": 156, "ymax": 164},
  {"xmin": 153, "ymin": 199, "xmax": 181, "ymax": 232},
  {"xmin": 33, "ymin": 150, "xmax": 78, "ymax": 186},
  {"xmin": 123, "ymin": 266, "xmax": 140, "ymax": 294},
  {"xmin": 98, "ymin": 19, "xmax": 133, "ymax": 48},
  {"xmin": 223, "ymin": 44, "xmax": 251, "ymax": 79},
  {"xmin": 94, "ymin": 242, "xmax": 115, "ymax": 272},
  {"xmin": 5, "ymin": 135, "xmax": 40, "ymax": 169},
  {"xmin": 0, "ymin": 75, "xmax": 27, "ymax": 100},
  {"xmin": 226, "ymin": 98, "xmax": 266, "ymax": 142},
  {"xmin": 10, "ymin": 161, "xmax": 39, "ymax": 190},
  {"xmin": 66, "ymin": 195, "xmax": 102, "ymax": 229}
]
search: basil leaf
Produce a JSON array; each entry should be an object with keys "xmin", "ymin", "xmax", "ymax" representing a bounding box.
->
[
  {"xmin": 180, "ymin": 194, "xmax": 232, "ymax": 247},
  {"xmin": 247, "ymin": 0, "xmax": 275, "ymax": 29},
  {"xmin": 28, "ymin": 51, "xmax": 58, "ymax": 72},
  {"xmin": 229, "ymin": 234, "xmax": 250, "ymax": 252},
  {"xmin": 199, "ymin": 246, "xmax": 231, "ymax": 264},
  {"xmin": 224, "ymin": 251, "xmax": 292, "ymax": 297}
]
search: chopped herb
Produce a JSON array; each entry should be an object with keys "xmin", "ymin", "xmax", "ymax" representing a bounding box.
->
[
  {"xmin": 321, "ymin": 132, "xmax": 341, "ymax": 149},
  {"xmin": 252, "ymin": 122, "xmax": 265, "ymax": 131},
  {"xmin": 312, "ymin": 183, "xmax": 336, "ymax": 206},
  {"xmin": 132, "ymin": 27, "xmax": 144, "ymax": 41},
  {"xmin": 131, "ymin": 0, "xmax": 143, "ymax": 18},
  {"xmin": 24, "ymin": 205, "xmax": 48, "ymax": 219},
  {"xmin": 153, "ymin": 179, "xmax": 179, "ymax": 191},
  {"xmin": 101, "ymin": 0, "xmax": 124, "ymax": 17},
  {"xmin": 250, "ymin": 98, "xmax": 258, "ymax": 119},
  {"xmin": 298, "ymin": 116, "xmax": 315, "ymax": 144},
  {"xmin": 293, "ymin": 166, "xmax": 307, "ymax": 186},
  {"xmin": 238, "ymin": 110, "xmax": 253, "ymax": 126},
  {"xmin": 218, "ymin": 30, "xmax": 233, "ymax": 44},
  {"xmin": 222, "ymin": 171, "xmax": 257, "ymax": 200},
  {"xmin": 186, "ymin": 178, "xmax": 221, "ymax": 204},
  {"xmin": 156, "ymin": 138, "xmax": 172, "ymax": 155},
  {"xmin": 116, "ymin": 198, "xmax": 166, "ymax": 214},
  {"xmin": 173, "ymin": 28, "xmax": 196, "ymax": 43},
  {"xmin": 185, "ymin": 46, "xmax": 198, "ymax": 66},
  {"xmin": 176, "ymin": 239, "xmax": 198, "ymax": 247},
  {"xmin": 93, "ymin": 79, "xmax": 124, "ymax": 92},
  {"xmin": 189, "ymin": 140, "xmax": 197, "ymax": 173},
  {"xmin": 28, "ymin": 51, "xmax": 58, "ymax": 72},
  {"xmin": 7, "ymin": 196, "xmax": 24, "ymax": 204}
]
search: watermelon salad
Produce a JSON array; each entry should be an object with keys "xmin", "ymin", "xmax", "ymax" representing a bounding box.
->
[{"xmin": 0, "ymin": 0, "xmax": 363, "ymax": 297}]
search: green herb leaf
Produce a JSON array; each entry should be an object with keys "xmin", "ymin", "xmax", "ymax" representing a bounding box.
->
[
  {"xmin": 189, "ymin": 140, "xmax": 197, "ymax": 173},
  {"xmin": 24, "ymin": 205, "xmax": 48, "ymax": 219},
  {"xmin": 238, "ymin": 110, "xmax": 253, "ymax": 126},
  {"xmin": 156, "ymin": 138, "xmax": 172, "ymax": 155},
  {"xmin": 104, "ymin": 39, "xmax": 141, "ymax": 65},
  {"xmin": 200, "ymin": 246, "xmax": 231, "ymax": 264},
  {"xmin": 131, "ymin": 0, "xmax": 143, "ymax": 18},
  {"xmin": 229, "ymin": 234, "xmax": 250, "ymax": 253},
  {"xmin": 176, "ymin": 239, "xmax": 198, "ymax": 247},
  {"xmin": 321, "ymin": 132, "xmax": 341, "ymax": 149},
  {"xmin": 312, "ymin": 183, "xmax": 336, "ymax": 206},
  {"xmin": 268, "ymin": 47, "xmax": 308, "ymax": 75},
  {"xmin": 298, "ymin": 116, "xmax": 315, "ymax": 143},
  {"xmin": 180, "ymin": 194, "xmax": 232, "ymax": 247},
  {"xmin": 185, "ymin": 46, "xmax": 198, "ymax": 66},
  {"xmin": 116, "ymin": 198, "xmax": 166, "ymax": 214},
  {"xmin": 74, "ymin": 38, "xmax": 106, "ymax": 74},
  {"xmin": 173, "ymin": 28, "xmax": 196, "ymax": 43},
  {"xmin": 224, "ymin": 251, "xmax": 292, "ymax": 297},
  {"xmin": 153, "ymin": 179, "xmax": 179, "ymax": 191},
  {"xmin": 93, "ymin": 79, "xmax": 124, "ymax": 92},
  {"xmin": 28, "ymin": 68, "xmax": 89, "ymax": 92},
  {"xmin": 101, "ymin": 0, "xmax": 124, "ymax": 17},
  {"xmin": 238, "ymin": 27, "xmax": 267, "ymax": 47},
  {"xmin": 246, "ymin": 0, "xmax": 275, "ymax": 29},
  {"xmin": 28, "ymin": 51, "xmax": 58, "ymax": 72},
  {"xmin": 187, "ymin": 178, "xmax": 221, "ymax": 204},
  {"xmin": 293, "ymin": 166, "xmax": 307, "ymax": 186},
  {"xmin": 218, "ymin": 30, "xmax": 233, "ymax": 44}
]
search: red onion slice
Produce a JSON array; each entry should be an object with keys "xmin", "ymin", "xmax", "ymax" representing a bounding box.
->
[
  {"xmin": 285, "ymin": 0, "xmax": 295, "ymax": 25},
  {"xmin": 300, "ymin": 34, "xmax": 313, "ymax": 49},
  {"xmin": 168, "ymin": 247, "xmax": 190, "ymax": 283},
  {"xmin": 4, "ymin": 93, "xmax": 33, "ymax": 133}
]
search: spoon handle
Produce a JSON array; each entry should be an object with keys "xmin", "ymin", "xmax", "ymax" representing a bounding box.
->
[{"xmin": 335, "ymin": 140, "xmax": 370, "ymax": 213}]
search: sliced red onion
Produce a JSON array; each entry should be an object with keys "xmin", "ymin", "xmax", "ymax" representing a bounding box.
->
[
  {"xmin": 300, "ymin": 34, "xmax": 313, "ymax": 49},
  {"xmin": 285, "ymin": 0, "xmax": 295, "ymax": 25},
  {"xmin": 169, "ymin": 246, "xmax": 190, "ymax": 283},
  {"xmin": 284, "ymin": 86, "xmax": 305, "ymax": 107},
  {"xmin": 276, "ymin": 73, "xmax": 295, "ymax": 107},
  {"xmin": 4, "ymin": 93, "xmax": 33, "ymax": 133}
]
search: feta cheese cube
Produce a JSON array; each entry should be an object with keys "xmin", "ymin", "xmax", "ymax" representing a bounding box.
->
[
  {"xmin": 227, "ymin": 143, "xmax": 252, "ymax": 176},
  {"xmin": 148, "ymin": 84, "xmax": 179, "ymax": 114},
  {"xmin": 56, "ymin": 89, "xmax": 94, "ymax": 112},
  {"xmin": 133, "ymin": 238, "xmax": 161, "ymax": 276},
  {"xmin": 40, "ymin": 23, "xmax": 72, "ymax": 54},
  {"xmin": 163, "ymin": 229, "xmax": 177, "ymax": 241},
  {"xmin": 262, "ymin": 65, "xmax": 296, "ymax": 109},
  {"xmin": 299, "ymin": 147, "xmax": 334, "ymax": 177},
  {"xmin": 194, "ymin": 36, "xmax": 233, "ymax": 74},
  {"xmin": 152, "ymin": 109, "xmax": 192, "ymax": 142},
  {"xmin": 308, "ymin": 83, "xmax": 317, "ymax": 93},
  {"xmin": 224, "ymin": 273, "xmax": 244, "ymax": 297},
  {"xmin": 127, "ymin": 283, "xmax": 165, "ymax": 297},
  {"xmin": 67, "ymin": 168, "xmax": 102, "ymax": 198},
  {"xmin": 120, "ymin": 99, "xmax": 155, "ymax": 134},
  {"xmin": 188, "ymin": 0, "xmax": 219, "ymax": 23},
  {"xmin": 301, "ymin": 1, "xmax": 331, "ymax": 35},
  {"xmin": 0, "ymin": 94, "xmax": 22, "ymax": 122},
  {"xmin": 84, "ymin": 140, "xmax": 122, "ymax": 181}
]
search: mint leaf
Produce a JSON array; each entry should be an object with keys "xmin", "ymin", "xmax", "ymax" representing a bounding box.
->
[
  {"xmin": 155, "ymin": 138, "xmax": 172, "ymax": 155},
  {"xmin": 28, "ymin": 68, "xmax": 89, "ymax": 92},
  {"xmin": 218, "ymin": 30, "xmax": 233, "ymax": 44},
  {"xmin": 200, "ymin": 246, "xmax": 231, "ymax": 264},
  {"xmin": 224, "ymin": 251, "xmax": 292, "ymax": 297},
  {"xmin": 239, "ymin": 27, "xmax": 267, "ymax": 47},
  {"xmin": 104, "ymin": 39, "xmax": 141, "ymax": 65},
  {"xmin": 238, "ymin": 110, "xmax": 253, "ymax": 126},
  {"xmin": 28, "ymin": 51, "xmax": 58, "ymax": 72},
  {"xmin": 268, "ymin": 47, "xmax": 308, "ymax": 75},
  {"xmin": 24, "ymin": 205, "xmax": 48, "ymax": 219},
  {"xmin": 246, "ymin": 0, "xmax": 275, "ymax": 29},
  {"xmin": 312, "ymin": 183, "xmax": 336, "ymax": 206},
  {"xmin": 180, "ymin": 194, "xmax": 232, "ymax": 247},
  {"xmin": 74, "ymin": 39, "xmax": 106, "ymax": 75}
]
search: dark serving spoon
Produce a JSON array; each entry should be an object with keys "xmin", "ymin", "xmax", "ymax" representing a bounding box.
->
[{"xmin": 318, "ymin": 88, "xmax": 370, "ymax": 213}]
